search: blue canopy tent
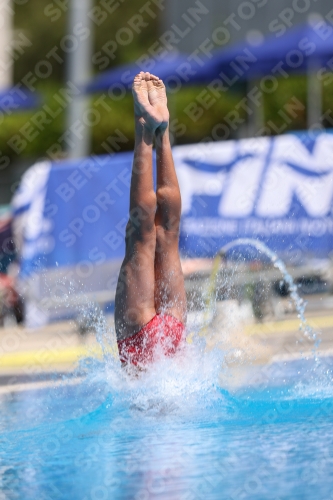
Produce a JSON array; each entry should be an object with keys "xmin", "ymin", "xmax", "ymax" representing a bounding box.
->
[
  {"xmin": 85, "ymin": 52, "xmax": 211, "ymax": 93},
  {"xmin": 202, "ymin": 21, "xmax": 333, "ymax": 130},
  {"xmin": 204, "ymin": 22, "xmax": 333, "ymax": 77},
  {"xmin": 86, "ymin": 22, "xmax": 333, "ymax": 134},
  {"xmin": 0, "ymin": 87, "xmax": 41, "ymax": 112}
]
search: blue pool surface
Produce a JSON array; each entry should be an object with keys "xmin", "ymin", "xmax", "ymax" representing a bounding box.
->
[{"xmin": 1, "ymin": 348, "xmax": 333, "ymax": 500}]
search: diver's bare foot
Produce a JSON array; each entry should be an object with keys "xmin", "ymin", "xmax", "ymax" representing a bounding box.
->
[
  {"xmin": 146, "ymin": 75, "xmax": 169, "ymax": 132},
  {"xmin": 132, "ymin": 72, "xmax": 165, "ymax": 131}
]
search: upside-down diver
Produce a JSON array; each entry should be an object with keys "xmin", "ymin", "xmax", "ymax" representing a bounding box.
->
[{"xmin": 115, "ymin": 72, "xmax": 187, "ymax": 368}]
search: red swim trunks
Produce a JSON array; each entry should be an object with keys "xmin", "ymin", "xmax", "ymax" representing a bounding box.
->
[{"xmin": 117, "ymin": 314, "xmax": 185, "ymax": 367}]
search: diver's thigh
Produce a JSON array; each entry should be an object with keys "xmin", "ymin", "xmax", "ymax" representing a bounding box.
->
[
  {"xmin": 154, "ymin": 230, "xmax": 187, "ymax": 324},
  {"xmin": 115, "ymin": 239, "xmax": 156, "ymax": 340}
]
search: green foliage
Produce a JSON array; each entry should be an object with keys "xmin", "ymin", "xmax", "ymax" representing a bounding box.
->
[
  {"xmin": 89, "ymin": 87, "xmax": 244, "ymax": 155},
  {"xmin": 14, "ymin": 0, "xmax": 66, "ymax": 83},
  {"xmin": 4, "ymin": 76, "xmax": 333, "ymax": 162},
  {"xmin": 3, "ymin": 0, "xmax": 333, "ymax": 164},
  {"xmin": 263, "ymin": 75, "xmax": 307, "ymax": 133},
  {"xmin": 13, "ymin": 0, "xmax": 160, "ymax": 83},
  {"xmin": 170, "ymin": 87, "xmax": 245, "ymax": 144},
  {"xmin": 0, "ymin": 84, "xmax": 65, "ymax": 162}
]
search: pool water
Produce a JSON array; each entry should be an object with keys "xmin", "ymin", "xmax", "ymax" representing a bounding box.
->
[{"xmin": 1, "ymin": 344, "xmax": 333, "ymax": 500}]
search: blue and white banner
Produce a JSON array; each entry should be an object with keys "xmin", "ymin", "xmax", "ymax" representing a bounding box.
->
[
  {"xmin": 13, "ymin": 132, "xmax": 333, "ymax": 281},
  {"xmin": 12, "ymin": 132, "xmax": 333, "ymax": 326},
  {"xmin": 12, "ymin": 154, "xmax": 133, "ymax": 279},
  {"xmin": 176, "ymin": 133, "xmax": 333, "ymax": 260}
]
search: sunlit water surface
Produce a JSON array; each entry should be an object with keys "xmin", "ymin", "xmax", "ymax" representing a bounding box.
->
[{"xmin": 1, "ymin": 338, "xmax": 333, "ymax": 500}]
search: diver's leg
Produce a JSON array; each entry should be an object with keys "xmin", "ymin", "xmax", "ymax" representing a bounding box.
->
[
  {"xmin": 115, "ymin": 72, "xmax": 164, "ymax": 340},
  {"xmin": 147, "ymin": 77, "xmax": 187, "ymax": 324},
  {"xmin": 154, "ymin": 127, "xmax": 187, "ymax": 324}
]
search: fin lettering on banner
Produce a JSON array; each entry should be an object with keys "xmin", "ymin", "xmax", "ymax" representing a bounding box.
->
[{"xmin": 176, "ymin": 135, "xmax": 333, "ymax": 219}]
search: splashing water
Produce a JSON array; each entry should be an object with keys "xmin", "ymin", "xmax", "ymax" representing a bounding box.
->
[
  {"xmin": 65, "ymin": 238, "xmax": 319, "ymax": 402},
  {"xmin": 214, "ymin": 238, "xmax": 316, "ymax": 341},
  {"xmin": 1, "ymin": 240, "xmax": 332, "ymax": 499}
]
